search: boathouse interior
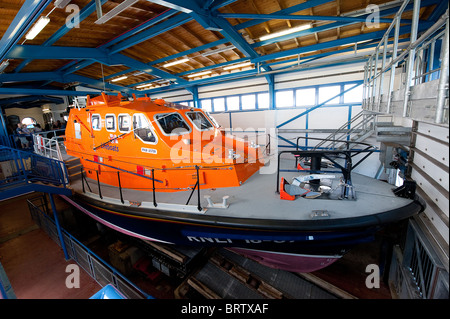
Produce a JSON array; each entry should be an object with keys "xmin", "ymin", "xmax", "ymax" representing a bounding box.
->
[{"xmin": 0, "ymin": 0, "xmax": 448, "ymax": 302}]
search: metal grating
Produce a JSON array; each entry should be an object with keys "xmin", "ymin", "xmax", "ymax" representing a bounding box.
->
[{"xmin": 390, "ymin": 218, "xmax": 449, "ymax": 299}]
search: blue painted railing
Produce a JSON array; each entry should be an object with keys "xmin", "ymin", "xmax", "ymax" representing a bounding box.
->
[{"xmin": 0, "ymin": 145, "xmax": 69, "ymax": 199}]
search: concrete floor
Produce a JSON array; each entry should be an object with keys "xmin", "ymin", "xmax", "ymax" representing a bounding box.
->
[{"xmin": 0, "ymin": 193, "xmax": 100, "ymax": 299}]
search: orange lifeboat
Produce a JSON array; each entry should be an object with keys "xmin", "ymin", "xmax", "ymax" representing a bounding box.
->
[{"xmin": 64, "ymin": 93, "xmax": 264, "ymax": 193}]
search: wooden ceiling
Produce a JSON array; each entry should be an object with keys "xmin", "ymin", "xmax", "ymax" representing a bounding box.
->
[{"xmin": 0, "ymin": 0, "xmax": 444, "ymax": 95}]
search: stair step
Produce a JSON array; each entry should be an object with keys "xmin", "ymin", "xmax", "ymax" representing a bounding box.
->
[
  {"xmin": 67, "ymin": 163, "xmax": 82, "ymax": 171},
  {"xmin": 69, "ymin": 170, "xmax": 82, "ymax": 177},
  {"xmin": 64, "ymin": 156, "xmax": 80, "ymax": 164}
]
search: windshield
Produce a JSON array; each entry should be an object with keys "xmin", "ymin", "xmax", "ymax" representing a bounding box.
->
[
  {"xmin": 155, "ymin": 113, "xmax": 191, "ymax": 135},
  {"xmin": 133, "ymin": 113, "xmax": 156, "ymax": 143},
  {"xmin": 186, "ymin": 112, "xmax": 213, "ymax": 131}
]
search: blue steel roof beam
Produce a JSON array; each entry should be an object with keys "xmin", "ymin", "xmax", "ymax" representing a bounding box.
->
[
  {"xmin": 0, "ymin": 72, "xmax": 64, "ymax": 83},
  {"xmin": 141, "ymin": 68, "xmax": 258, "ymax": 94},
  {"xmin": 49, "ymin": 8, "xmax": 178, "ymax": 77},
  {"xmin": 64, "ymin": 74, "xmax": 140, "ymax": 94},
  {"xmin": 109, "ymin": 53, "xmax": 187, "ymax": 84},
  {"xmin": 218, "ymin": 13, "xmax": 395, "ymax": 24},
  {"xmin": 7, "ymin": 45, "xmax": 110, "ymax": 61},
  {"xmin": 427, "ymin": 0, "xmax": 449, "ymax": 21},
  {"xmin": 103, "ymin": 68, "xmax": 134, "ymax": 80},
  {"xmin": 0, "ymin": 87, "xmax": 117, "ymax": 96},
  {"xmin": 98, "ymin": 9, "xmax": 178, "ymax": 48},
  {"xmin": 251, "ymin": 22, "xmax": 433, "ymax": 64},
  {"xmin": 13, "ymin": 0, "xmax": 109, "ymax": 73},
  {"xmin": 150, "ymin": 38, "xmax": 229, "ymax": 65},
  {"xmin": 108, "ymin": 13, "xmax": 193, "ymax": 54},
  {"xmin": 137, "ymin": 23, "xmax": 430, "ymax": 95},
  {"xmin": 0, "ymin": 95, "xmax": 64, "ymax": 107},
  {"xmin": 251, "ymin": 0, "xmax": 439, "ymax": 48},
  {"xmin": 125, "ymin": 78, "xmax": 160, "ymax": 88},
  {"xmin": 104, "ymin": 38, "xmax": 230, "ymax": 82},
  {"xmin": 234, "ymin": 0, "xmax": 334, "ymax": 31},
  {"xmin": 0, "ymin": 70, "xmax": 138, "ymax": 95},
  {"xmin": 176, "ymin": 57, "xmax": 249, "ymax": 77},
  {"xmin": 209, "ymin": 0, "xmax": 239, "ymax": 11},
  {"xmin": 62, "ymin": 60, "xmax": 97, "ymax": 75},
  {"xmin": 0, "ymin": 0, "xmax": 53, "ymax": 62},
  {"xmin": 6, "ymin": 45, "xmax": 187, "ymax": 86}
]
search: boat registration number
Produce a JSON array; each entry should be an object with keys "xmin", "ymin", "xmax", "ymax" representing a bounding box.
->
[{"xmin": 141, "ymin": 147, "xmax": 157, "ymax": 154}]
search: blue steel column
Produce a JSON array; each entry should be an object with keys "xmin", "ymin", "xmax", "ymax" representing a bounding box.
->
[
  {"xmin": 0, "ymin": 107, "xmax": 12, "ymax": 147},
  {"xmin": 48, "ymin": 194, "xmax": 70, "ymax": 260},
  {"xmin": 267, "ymin": 74, "xmax": 275, "ymax": 109}
]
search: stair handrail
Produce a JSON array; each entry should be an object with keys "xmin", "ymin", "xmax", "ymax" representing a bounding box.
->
[
  {"xmin": 0, "ymin": 145, "xmax": 69, "ymax": 189},
  {"xmin": 33, "ymin": 134, "xmax": 65, "ymax": 162},
  {"xmin": 312, "ymin": 111, "xmax": 378, "ymax": 150}
]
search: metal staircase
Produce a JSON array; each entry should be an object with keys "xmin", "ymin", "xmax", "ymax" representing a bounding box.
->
[
  {"xmin": 312, "ymin": 111, "xmax": 378, "ymax": 151},
  {"xmin": 311, "ymin": 110, "xmax": 412, "ymax": 152},
  {"xmin": 0, "ymin": 146, "xmax": 71, "ymax": 201}
]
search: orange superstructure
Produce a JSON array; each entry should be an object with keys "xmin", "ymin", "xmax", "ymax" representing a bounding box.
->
[{"xmin": 64, "ymin": 93, "xmax": 264, "ymax": 192}]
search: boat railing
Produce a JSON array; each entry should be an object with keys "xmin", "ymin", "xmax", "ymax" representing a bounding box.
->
[{"xmin": 80, "ymin": 164, "xmax": 215, "ymax": 212}]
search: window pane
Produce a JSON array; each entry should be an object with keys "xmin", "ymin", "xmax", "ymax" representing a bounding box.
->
[
  {"xmin": 296, "ymin": 88, "xmax": 316, "ymax": 106},
  {"xmin": 186, "ymin": 112, "xmax": 213, "ymax": 130},
  {"xmin": 257, "ymin": 93, "xmax": 269, "ymax": 109},
  {"xmin": 92, "ymin": 115, "xmax": 101, "ymax": 130},
  {"xmin": 213, "ymin": 98, "xmax": 225, "ymax": 112},
  {"xmin": 105, "ymin": 115, "xmax": 115, "ymax": 131},
  {"xmin": 344, "ymin": 84, "xmax": 363, "ymax": 103},
  {"xmin": 133, "ymin": 114, "xmax": 156, "ymax": 142},
  {"xmin": 319, "ymin": 85, "xmax": 340, "ymax": 104},
  {"xmin": 156, "ymin": 113, "xmax": 190, "ymax": 135},
  {"xmin": 226, "ymin": 96, "xmax": 240, "ymax": 111},
  {"xmin": 118, "ymin": 114, "xmax": 130, "ymax": 132},
  {"xmin": 201, "ymin": 99, "xmax": 212, "ymax": 112},
  {"xmin": 276, "ymin": 90, "xmax": 294, "ymax": 108},
  {"xmin": 241, "ymin": 94, "xmax": 256, "ymax": 110}
]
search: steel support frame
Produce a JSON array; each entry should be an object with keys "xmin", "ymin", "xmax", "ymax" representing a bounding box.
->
[
  {"xmin": 402, "ymin": 0, "xmax": 422, "ymax": 118},
  {"xmin": 435, "ymin": 15, "xmax": 449, "ymax": 124},
  {"xmin": 0, "ymin": 0, "xmax": 53, "ymax": 62},
  {"xmin": 276, "ymin": 82, "xmax": 363, "ymax": 129}
]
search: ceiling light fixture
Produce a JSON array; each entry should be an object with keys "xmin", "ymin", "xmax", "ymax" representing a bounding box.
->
[
  {"xmin": 202, "ymin": 45, "xmax": 236, "ymax": 57},
  {"xmin": 187, "ymin": 70, "xmax": 212, "ymax": 78},
  {"xmin": 223, "ymin": 61, "xmax": 253, "ymax": 70},
  {"xmin": 163, "ymin": 58, "xmax": 190, "ymax": 68},
  {"xmin": 136, "ymin": 83, "xmax": 153, "ymax": 89},
  {"xmin": 25, "ymin": 16, "xmax": 50, "ymax": 40},
  {"xmin": 259, "ymin": 24, "xmax": 312, "ymax": 41},
  {"xmin": 54, "ymin": 0, "xmax": 72, "ymax": 8},
  {"xmin": 111, "ymin": 76, "xmax": 128, "ymax": 82},
  {"xmin": 0, "ymin": 60, "xmax": 10, "ymax": 73}
]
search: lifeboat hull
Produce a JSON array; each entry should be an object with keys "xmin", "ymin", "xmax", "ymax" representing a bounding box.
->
[{"xmin": 58, "ymin": 192, "xmax": 422, "ymax": 272}]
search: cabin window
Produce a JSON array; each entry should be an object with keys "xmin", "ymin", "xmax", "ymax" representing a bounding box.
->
[
  {"xmin": 118, "ymin": 114, "xmax": 130, "ymax": 133},
  {"xmin": 105, "ymin": 114, "xmax": 115, "ymax": 132},
  {"xmin": 155, "ymin": 113, "xmax": 191, "ymax": 136},
  {"xmin": 92, "ymin": 114, "xmax": 101, "ymax": 130},
  {"xmin": 133, "ymin": 113, "xmax": 157, "ymax": 144},
  {"xmin": 186, "ymin": 112, "xmax": 214, "ymax": 131},
  {"xmin": 205, "ymin": 112, "xmax": 220, "ymax": 128}
]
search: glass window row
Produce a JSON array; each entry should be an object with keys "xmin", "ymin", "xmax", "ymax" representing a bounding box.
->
[{"xmin": 177, "ymin": 82, "xmax": 363, "ymax": 112}]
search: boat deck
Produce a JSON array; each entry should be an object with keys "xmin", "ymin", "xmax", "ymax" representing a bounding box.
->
[{"xmin": 68, "ymin": 158, "xmax": 414, "ymax": 222}]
